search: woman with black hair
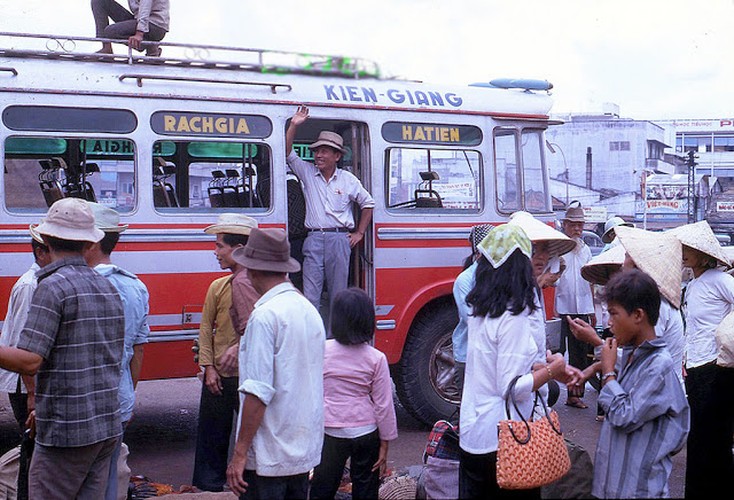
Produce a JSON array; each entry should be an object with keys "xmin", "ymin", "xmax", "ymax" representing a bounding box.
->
[
  {"xmin": 310, "ymin": 288, "xmax": 398, "ymax": 500},
  {"xmin": 458, "ymin": 225, "xmax": 579, "ymax": 499}
]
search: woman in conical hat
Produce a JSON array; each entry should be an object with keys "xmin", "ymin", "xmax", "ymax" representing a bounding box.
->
[{"xmin": 666, "ymin": 220, "xmax": 734, "ymax": 497}]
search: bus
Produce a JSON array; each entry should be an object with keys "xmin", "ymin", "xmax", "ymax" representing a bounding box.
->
[{"xmin": 0, "ymin": 33, "xmax": 556, "ymax": 425}]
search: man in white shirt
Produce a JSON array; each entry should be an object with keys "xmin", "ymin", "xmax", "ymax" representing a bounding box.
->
[
  {"xmin": 285, "ymin": 106, "xmax": 375, "ymax": 319},
  {"xmin": 226, "ymin": 228, "xmax": 325, "ymax": 500},
  {"xmin": 555, "ymin": 205, "xmax": 595, "ymax": 408},
  {"xmin": 0, "ymin": 227, "xmax": 50, "ymax": 432},
  {"xmin": 0, "ymin": 227, "xmax": 50, "ymax": 498}
]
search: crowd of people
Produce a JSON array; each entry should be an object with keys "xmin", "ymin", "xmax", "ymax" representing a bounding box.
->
[{"xmin": 0, "ymin": 106, "xmax": 733, "ymax": 500}]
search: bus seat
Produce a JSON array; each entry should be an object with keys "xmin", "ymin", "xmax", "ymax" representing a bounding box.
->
[
  {"xmin": 153, "ymin": 181, "xmax": 170, "ymax": 207},
  {"xmin": 208, "ymin": 170, "xmax": 226, "ymax": 208},
  {"xmin": 415, "ymin": 189, "xmax": 443, "ymax": 208},
  {"xmin": 153, "ymin": 160, "xmax": 179, "ymax": 208}
]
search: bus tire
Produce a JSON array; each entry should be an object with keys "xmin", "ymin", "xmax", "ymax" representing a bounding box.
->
[{"xmin": 394, "ymin": 304, "xmax": 459, "ymax": 426}]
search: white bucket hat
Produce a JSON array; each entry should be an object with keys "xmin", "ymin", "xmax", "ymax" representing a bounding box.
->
[
  {"xmin": 88, "ymin": 202, "xmax": 128, "ymax": 233},
  {"xmin": 615, "ymin": 225, "xmax": 683, "ymax": 308},
  {"xmin": 204, "ymin": 213, "xmax": 258, "ymax": 236},
  {"xmin": 508, "ymin": 211, "xmax": 576, "ymax": 258},
  {"xmin": 601, "ymin": 216, "xmax": 634, "ymax": 244},
  {"xmin": 667, "ymin": 220, "xmax": 731, "ymax": 268},
  {"xmin": 581, "ymin": 243, "xmax": 625, "ymax": 286},
  {"xmin": 34, "ymin": 198, "xmax": 104, "ymax": 243}
]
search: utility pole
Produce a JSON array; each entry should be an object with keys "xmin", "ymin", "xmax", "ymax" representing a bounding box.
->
[{"xmin": 687, "ymin": 150, "xmax": 697, "ymax": 224}]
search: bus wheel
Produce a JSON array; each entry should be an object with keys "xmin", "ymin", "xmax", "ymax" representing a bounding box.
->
[{"xmin": 394, "ymin": 304, "xmax": 459, "ymax": 426}]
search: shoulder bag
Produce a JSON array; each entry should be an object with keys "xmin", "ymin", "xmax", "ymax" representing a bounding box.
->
[{"xmin": 496, "ymin": 375, "xmax": 571, "ymax": 490}]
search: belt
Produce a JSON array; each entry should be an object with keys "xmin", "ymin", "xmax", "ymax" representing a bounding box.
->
[{"xmin": 307, "ymin": 227, "xmax": 351, "ymax": 233}]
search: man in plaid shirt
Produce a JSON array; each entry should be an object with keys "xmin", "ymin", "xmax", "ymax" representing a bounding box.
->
[{"xmin": 0, "ymin": 198, "xmax": 125, "ymax": 499}]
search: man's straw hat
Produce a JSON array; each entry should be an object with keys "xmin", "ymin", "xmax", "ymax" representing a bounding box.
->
[
  {"xmin": 204, "ymin": 213, "xmax": 258, "ymax": 236},
  {"xmin": 581, "ymin": 243, "xmax": 625, "ymax": 286},
  {"xmin": 309, "ymin": 131, "xmax": 346, "ymax": 154},
  {"xmin": 615, "ymin": 225, "xmax": 682, "ymax": 308},
  {"xmin": 562, "ymin": 205, "xmax": 585, "ymax": 223},
  {"xmin": 667, "ymin": 220, "xmax": 731, "ymax": 268},
  {"xmin": 508, "ymin": 211, "xmax": 576, "ymax": 258},
  {"xmin": 34, "ymin": 198, "xmax": 104, "ymax": 243}
]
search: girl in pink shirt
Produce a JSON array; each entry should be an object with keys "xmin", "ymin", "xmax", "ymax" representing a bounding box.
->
[{"xmin": 310, "ymin": 288, "xmax": 398, "ymax": 500}]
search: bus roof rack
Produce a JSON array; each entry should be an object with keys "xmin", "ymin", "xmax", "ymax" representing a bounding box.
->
[{"xmin": 0, "ymin": 31, "xmax": 382, "ymax": 79}]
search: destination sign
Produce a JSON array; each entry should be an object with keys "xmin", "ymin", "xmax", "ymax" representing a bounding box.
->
[
  {"xmin": 382, "ymin": 122, "xmax": 482, "ymax": 146},
  {"xmin": 324, "ymin": 85, "xmax": 463, "ymax": 108},
  {"xmin": 151, "ymin": 112, "xmax": 272, "ymax": 138}
]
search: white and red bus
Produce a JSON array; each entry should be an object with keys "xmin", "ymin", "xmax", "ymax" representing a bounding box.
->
[{"xmin": 0, "ymin": 33, "xmax": 556, "ymax": 424}]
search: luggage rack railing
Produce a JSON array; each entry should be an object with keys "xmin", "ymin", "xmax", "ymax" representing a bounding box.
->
[{"xmin": 0, "ymin": 31, "xmax": 382, "ymax": 79}]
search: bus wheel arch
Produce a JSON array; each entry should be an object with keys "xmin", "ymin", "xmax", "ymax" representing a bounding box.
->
[{"xmin": 393, "ymin": 297, "xmax": 459, "ymax": 426}]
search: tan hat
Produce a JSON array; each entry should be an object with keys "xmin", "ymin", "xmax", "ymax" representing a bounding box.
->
[
  {"xmin": 232, "ymin": 228, "xmax": 300, "ymax": 273},
  {"xmin": 581, "ymin": 243, "xmax": 625, "ymax": 285},
  {"xmin": 509, "ymin": 211, "xmax": 576, "ymax": 258},
  {"xmin": 601, "ymin": 216, "xmax": 634, "ymax": 244},
  {"xmin": 88, "ymin": 202, "xmax": 128, "ymax": 233},
  {"xmin": 668, "ymin": 220, "xmax": 731, "ymax": 268},
  {"xmin": 309, "ymin": 131, "xmax": 346, "ymax": 154},
  {"xmin": 35, "ymin": 198, "xmax": 104, "ymax": 243},
  {"xmin": 615, "ymin": 225, "xmax": 682, "ymax": 308},
  {"xmin": 29, "ymin": 224, "xmax": 45, "ymax": 244},
  {"xmin": 204, "ymin": 213, "xmax": 258, "ymax": 236},
  {"xmin": 562, "ymin": 205, "xmax": 585, "ymax": 223}
]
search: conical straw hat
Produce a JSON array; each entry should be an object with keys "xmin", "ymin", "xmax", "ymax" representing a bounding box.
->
[
  {"xmin": 508, "ymin": 211, "xmax": 576, "ymax": 258},
  {"xmin": 581, "ymin": 243, "xmax": 625, "ymax": 286},
  {"xmin": 667, "ymin": 220, "xmax": 731, "ymax": 268},
  {"xmin": 615, "ymin": 225, "xmax": 682, "ymax": 308}
]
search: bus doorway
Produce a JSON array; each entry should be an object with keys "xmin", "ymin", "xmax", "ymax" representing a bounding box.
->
[{"xmin": 285, "ymin": 116, "xmax": 374, "ymax": 314}]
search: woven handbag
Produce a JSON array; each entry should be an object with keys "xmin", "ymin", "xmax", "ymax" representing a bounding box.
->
[{"xmin": 496, "ymin": 376, "xmax": 571, "ymax": 490}]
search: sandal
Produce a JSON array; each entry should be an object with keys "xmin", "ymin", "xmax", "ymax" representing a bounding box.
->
[{"xmin": 564, "ymin": 398, "xmax": 589, "ymax": 409}]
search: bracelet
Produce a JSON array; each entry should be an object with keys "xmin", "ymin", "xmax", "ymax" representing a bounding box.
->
[
  {"xmin": 545, "ymin": 364, "xmax": 554, "ymax": 379},
  {"xmin": 602, "ymin": 371, "xmax": 617, "ymax": 382}
]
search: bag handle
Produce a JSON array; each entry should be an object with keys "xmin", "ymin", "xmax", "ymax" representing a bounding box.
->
[{"xmin": 503, "ymin": 375, "xmax": 563, "ymax": 445}]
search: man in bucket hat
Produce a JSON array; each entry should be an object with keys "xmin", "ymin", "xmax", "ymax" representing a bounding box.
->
[
  {"xmin": 555, "ymin": 203, "xmax": 595, "ymax": 408},
  {"xmin": 285, "ymin": 105, "xmax": 375, "ymax": 321},
  {"xmin": 83, "ymin": 202, "xmax": 150, "ymax": 500},
  {"xmin": 0, "ymin": 198, "xmax": 125, "ymax": 499},
  {"xmin": 226, "ymin": 228, "xmax": 325, "ymax": 499},
  {"xmin": 193, "ymin": 213, "xmax": 259, "ymax": 492}
]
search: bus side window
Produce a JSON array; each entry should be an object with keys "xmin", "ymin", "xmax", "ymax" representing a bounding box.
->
[
  {"xmin": 4, "ymin": 137, "xmax": 136, "ymax": 212},
  {"xmin": 494, "ymin": 130, "xmax": 521, "ymax": 213},
  {"xmin": 152, "ymin": 140, "xmax": 271, "ymax": 211},
  {"xmin": 386, "ymin": 147, "xmax": 481, "ymax": 211}
]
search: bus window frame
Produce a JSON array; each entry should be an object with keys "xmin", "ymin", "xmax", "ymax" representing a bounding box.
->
[
  {"xmin": 150, "ymin": 137, "xmax": 274, "ymax": 214},
  {"xmin": 384, "ymin": 145, "xmax": 483, "ymax": 214},
  {"xmin": 3, "ymin": 134, "xmax": 139, "ymax": 214}
]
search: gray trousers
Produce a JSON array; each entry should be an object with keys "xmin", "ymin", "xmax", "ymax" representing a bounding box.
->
[
  {"xmin": 302, "ymin": 231, "xmax": 351, "ymax": 319},
  {"xmin": 91, "ymin": 0, "xmax": 167, "ymax": 41},
  {"xmin": 30, "ymin": 437, "xmax": 118, "ymax": 500}
]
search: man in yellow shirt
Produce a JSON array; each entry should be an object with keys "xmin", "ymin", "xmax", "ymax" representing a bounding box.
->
[{"xmin": 192, "ymin": 214, "xmax": 258, "ymax": 492}]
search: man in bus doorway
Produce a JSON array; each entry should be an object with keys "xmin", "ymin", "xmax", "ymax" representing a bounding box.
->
[
  {"xmin": 285, "ymin": 106, "xmax": 375, "ymax": 322},
  {"xmin": 92, "ymin": 0, "xmax": 170, "ymax": 57}
]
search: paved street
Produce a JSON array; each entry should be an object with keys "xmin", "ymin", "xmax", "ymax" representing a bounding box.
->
[{"xmin": 0, "ymin": 377, "xmax": 685, "ymax": 498}]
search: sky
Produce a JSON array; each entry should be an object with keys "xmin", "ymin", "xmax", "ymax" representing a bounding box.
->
[{"xmin": 1, "ymin": 0, "xmax": 733, "ymax": 120}]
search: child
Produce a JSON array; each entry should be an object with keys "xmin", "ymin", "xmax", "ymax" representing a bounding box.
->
[
  {"xmin": 310, "ymin": 288, "xmax": 398, "ymax": 500},
  {"xmin": 592, "ymin": 269, "xmax": 689, "ymax": 498}
]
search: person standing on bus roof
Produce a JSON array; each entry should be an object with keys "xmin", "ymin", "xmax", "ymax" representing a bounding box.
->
[
  {"xmin": 193, "ymin": 213, "xmax": 259, "ymax": 492},
  {"xmin": 92, "ymin": 0, "xmax": 170, "ymax": 57},
  {"xmin": 0, "ymin": 198, "xmax": 125, "ymax": 499},
  {"xmin": 83, "ymin": 202, "xmax": 151, "ymax": 500},
  {"xmin": 285, "ymin": 105, "xmax": 375, "ymax": 321}
]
